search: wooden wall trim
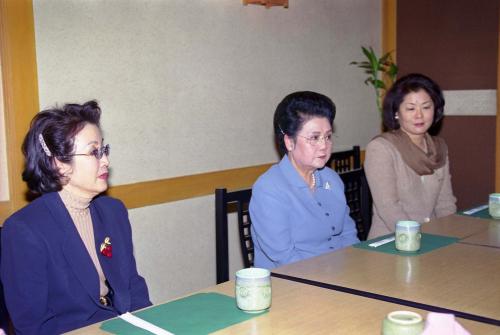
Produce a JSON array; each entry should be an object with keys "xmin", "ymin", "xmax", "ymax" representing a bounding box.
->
[
  {"xmin": 107, "ymin": 163, "xmax": 274, "ymax": 209},
  {"xmin": 382, "ymin": 0, "xmax": 397, "ymax": 59},
  {"xmin": 0, "ymin": 201, "xmax": 10, "ymax": 224},
  {"xmin": 0, "ymin": 0, "xmax": 39, "ymax": 223},
  {"xmin": 109, "ymin": 150, "xmax": 366, "ymax": 210}
]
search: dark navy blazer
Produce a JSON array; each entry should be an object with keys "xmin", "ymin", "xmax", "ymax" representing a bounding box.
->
[{"xmin": 1, "ymin": 192, "xmax": 151, "ymax": 334}]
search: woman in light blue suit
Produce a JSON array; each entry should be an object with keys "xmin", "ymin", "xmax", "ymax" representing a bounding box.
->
[
  {"xmin": 250, "ymin": 92, "xmax": 359, "ymax": 269},
  {"xmin": 1, "ymin": 101, "xmax": 151, "ymax": 334}
]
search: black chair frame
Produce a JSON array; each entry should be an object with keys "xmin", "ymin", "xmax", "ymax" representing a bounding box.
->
[
  {"xmin": 215, "ymin": 188, "xmax": 253, "ymax": 284},
  {"xmin": 328, "ymin": 145, "xmax": 361, "ymax": 173},
  {"xmin": 338, "ymin": 168, "xmax": 372, "ymax": 241}
]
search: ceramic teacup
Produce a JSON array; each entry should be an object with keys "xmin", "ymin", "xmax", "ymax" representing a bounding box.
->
[
  {"xmin": 489, "ymin": 193, "xmax": 500, "ymax": 219},
  {"xmin": 395, "ymin": 221, "xmax": 421, "ymax": 252},
  {"xmin": 382, "ymin": 311, "xmax": 424, "ymax": 335},
  {"xmin": 235, "ymin": 267, "xmax": 271, "ymax": 313}
]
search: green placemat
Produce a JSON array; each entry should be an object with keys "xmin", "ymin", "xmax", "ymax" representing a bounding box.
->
[
  {"xmin": 100, "ymin": 292, "xmax": 266, "ymax": 335},
  {"xmin": 353, "ymin": 233, "xmax": 459, "ymax": 256}
]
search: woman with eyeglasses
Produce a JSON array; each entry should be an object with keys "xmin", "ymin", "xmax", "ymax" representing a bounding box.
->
[
  {"xmin": 249, "ymin": 91, "xmax": 359, "ymax": 270},
  {"xmin": 1, "ymin": 101, "xmax": 151, "ymax": 334}
]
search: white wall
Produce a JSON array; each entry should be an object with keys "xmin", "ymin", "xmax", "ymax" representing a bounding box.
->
[
  {"xmin": 0, "ymin": 59, "xmax": 9, "ymax": 201},
  {"xmin": 33, "ymin": 0, "xmax": 381, "ymax": 302}
]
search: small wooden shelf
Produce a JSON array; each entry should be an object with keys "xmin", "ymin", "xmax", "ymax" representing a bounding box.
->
[{"xmin": 242, "ymin": 0, "xmax": 289, "ymax": 9}]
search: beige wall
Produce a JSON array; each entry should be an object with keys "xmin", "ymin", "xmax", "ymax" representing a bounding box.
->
[{"xmin": 33, "ymin": 0, "xmax": 381, "ymax": 303}]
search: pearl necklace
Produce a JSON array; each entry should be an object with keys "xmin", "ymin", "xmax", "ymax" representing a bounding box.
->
[{"xmin": 311, "ymin": 173, "xmax": 316, "ymax": 189}]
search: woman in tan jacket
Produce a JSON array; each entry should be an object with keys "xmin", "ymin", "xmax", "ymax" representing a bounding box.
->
[{"xmin": 365, "ymin": 73, "xmax": 457, "ymax": 239}]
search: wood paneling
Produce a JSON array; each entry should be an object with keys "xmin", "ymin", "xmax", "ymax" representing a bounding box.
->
[
  {"xmin": 438, "ymin": 116, "xmax": 496, "ymax": 209},
  {"xmin": 397, "ymin": 0, "xmax": 499, "ymax": 207},
  {"xmin": 0, "ymin": 0, "xmax": 40, "ymax": 222},
  {"xmin": 397, "ymin": 0, "xmax": 499, "ymax": 90},
  {"xmin": 382, "ymin": 0, "xmax": 397, "ymax": 58}
]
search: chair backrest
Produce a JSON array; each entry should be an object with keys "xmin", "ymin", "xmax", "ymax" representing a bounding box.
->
[
  {"xmin": 339, "ymin": 168, "xmax": 372, "ymax": 241},
  {"xmin": 215, "ymin": 188, "xmax": 253, "ymax": 284},
  {"xmin": 328, "ymin": 145, "xmax": 361, "ymax": 173}
]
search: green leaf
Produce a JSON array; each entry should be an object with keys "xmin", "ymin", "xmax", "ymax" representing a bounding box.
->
[
  {"xmin": 388, "ymin": 63, "xmax": 398, "ymax": 77},
  {"xmin": 374, "ymin": 79, "xmax": 385, "ymax": 89}
]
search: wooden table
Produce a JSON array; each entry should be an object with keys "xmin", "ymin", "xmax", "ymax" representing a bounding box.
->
[
  {"xmin": 66, "ymin": 278, "xmax": 498, "ymax": 334},
  {"xmin": 420, "ymin": 214, "xmax": 492, "ymax": 238},
  {"xmin": 458, "ymin": 220, "xmax": 500, "ymax": 248},
  {"xmin": 273, "ymin": 214, "xmax": 500, "ymax": 326}
]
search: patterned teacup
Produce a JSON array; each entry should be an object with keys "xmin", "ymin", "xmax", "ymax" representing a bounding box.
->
[
  {"xmin": 382, "ymin": 311, "xmax": 424, "ymax": 335},
  {"xmin": 235, "ymin": 268, "xmax": 271, "ymax": 313},
  {"xmin": 489, "ymin": 193, "xmax": 500, "ymax": 219},
  {"xmin": 395, "ymin": 221, "xmax": 421, "ymax": 252}
]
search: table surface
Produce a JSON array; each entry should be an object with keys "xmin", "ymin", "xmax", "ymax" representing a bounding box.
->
[
  {"xmin": 458, "ymin": 220, "xmax": 500, "ymax": 248},
  {"xmin": 66, "ymin": 278, "xmax": 498, "ymax": 335},
  {"xmin": 420, "ymin": 213, "xmax": 493, "ymax": 238},
  {"xmin": 274, "ymin": 214, "xmax": 500, "ymax": 322},
  {"xmin": 66, "ymin": 214, "xmax": 500, "ymax": 334}
]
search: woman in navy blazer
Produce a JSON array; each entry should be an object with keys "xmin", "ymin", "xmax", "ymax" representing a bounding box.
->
[{"xmin": 1, "ymin": 101, "xmax": 151, "ymax": 334}]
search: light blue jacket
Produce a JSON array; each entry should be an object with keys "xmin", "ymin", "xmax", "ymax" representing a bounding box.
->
[{"xmin": 250, "ymin": 155, "xmax": 359, "ymax": 269}]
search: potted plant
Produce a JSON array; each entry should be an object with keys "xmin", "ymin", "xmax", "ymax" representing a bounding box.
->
[{"xmin": 350, "ymin": 46, "xmax": 398, "ymax": 116}]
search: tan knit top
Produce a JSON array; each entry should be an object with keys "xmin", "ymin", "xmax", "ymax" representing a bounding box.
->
[{"xmin": 59, "ymin": 188, "xmax": 109, "ymax": 297}]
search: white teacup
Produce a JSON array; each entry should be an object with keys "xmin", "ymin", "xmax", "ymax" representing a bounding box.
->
[
  {"xmin": 382, "ymin": 311, "xmax": 424, "ymax": 335},
  {"xmin": 395, "ymin": 221, "xmax": 421, "ymax": 252},
  {"xmin": 235, "ymin": 268, "xmax": 271, "ymax": 313},
  {"xmin": 489, "ymin": 193, "xmax": 500, "ymax": 219}
]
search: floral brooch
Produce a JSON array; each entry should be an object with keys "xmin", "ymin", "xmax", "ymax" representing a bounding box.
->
[{"xmin": 100, "ymin": 237, "xmax": 112, "ymax": 258}]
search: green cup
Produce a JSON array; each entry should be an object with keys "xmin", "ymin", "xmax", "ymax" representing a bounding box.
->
[
  {"xmin": 235, "ymin": 268, "xmax": 271, "ymax": 313},
  {"xmin": 382, "ymin": 311, "xmax": 424, "ymax": 335},
  {"xmin": 489, "ymin": 193, "xmax": 500, "ymax": 219},
  {"xmin": 395, "ymin": 221, "xmax": 421, "ymax": 252}
]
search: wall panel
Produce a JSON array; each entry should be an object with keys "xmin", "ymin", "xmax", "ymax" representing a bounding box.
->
[{"xmin": 397, "ymin": 0, "xmax": 499, "ymax": 209}]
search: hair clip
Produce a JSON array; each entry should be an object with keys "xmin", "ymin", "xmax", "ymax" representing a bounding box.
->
[
  {"xmin": 38, "ymin": 133, "xmax": 52, "ymax": 157},
  {"xmin": 278, "ymin": 125, "xmax": 286, "ymax": 135}
]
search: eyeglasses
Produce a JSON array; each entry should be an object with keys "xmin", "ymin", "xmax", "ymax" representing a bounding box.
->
[
  {"xmin": 70, "ymin": 144, "xmax": 110, "ymax": 160},
  {"xmin": 297, "ymin": 134, "xmax": 333, "ymax": 146}
]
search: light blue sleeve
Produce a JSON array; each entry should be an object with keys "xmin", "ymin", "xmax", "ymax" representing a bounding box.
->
[{"xmin": 250, "ymin": 179, "xmax": 303, "ymax": 268}]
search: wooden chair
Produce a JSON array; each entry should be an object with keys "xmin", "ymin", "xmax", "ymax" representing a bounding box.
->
[
  {"xmin": 215, "ymin": 188, "xmax": 253, "ymax": 284},
  {"xmin": 328, "ymin": 145, "xmax": 361, "ymax": 173},
  {"xmin": 339, "ymin": 168, "xmax": 372, "ymax": 241}
]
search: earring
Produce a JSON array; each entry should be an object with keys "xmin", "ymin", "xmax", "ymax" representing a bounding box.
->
[{"xmin": 394, "ymin": 114, "xmax": 399, "ymax": 120}]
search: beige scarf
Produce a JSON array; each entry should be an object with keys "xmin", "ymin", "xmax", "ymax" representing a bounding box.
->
[{"xmin": 376, "ymin": 129, "xmax": 447, "ymax": 176}]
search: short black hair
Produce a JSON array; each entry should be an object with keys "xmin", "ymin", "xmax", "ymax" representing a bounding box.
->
[
  {"xmin": 22, "ymin": 100, "xmax": 101, "ymax": 194},
  {"xmin": 383, "ymin": 73, "xmax": 445, "ymax": 130},
  {"xmin": 273, "ymin": 91, "xmax": 336, "ymax": 157}
]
